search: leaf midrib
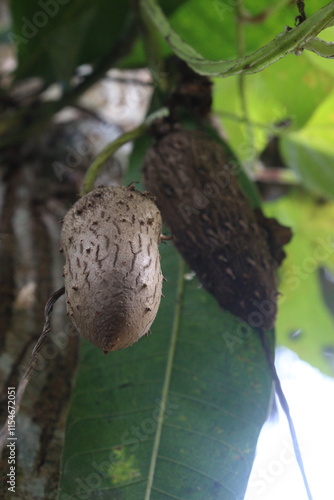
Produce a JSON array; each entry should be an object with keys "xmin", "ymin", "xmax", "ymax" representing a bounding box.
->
[{"xmin": 144, "ymin": 258, "xmax": 185, "ymax": 500}]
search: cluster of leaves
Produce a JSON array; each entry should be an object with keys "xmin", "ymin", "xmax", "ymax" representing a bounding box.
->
[{"xmin": 2, "ymin": 1, "xmax": 334, "ymax": 499}]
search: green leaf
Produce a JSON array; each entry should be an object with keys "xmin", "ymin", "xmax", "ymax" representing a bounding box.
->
[
  {"xmin": 213, "ymin": 54, "xmax": 333, "ymax": 163},
  {"xmin": 170, "ymin": 0, "xmax": 295, "ymax": 62},
  {"xmin": 58, "ymin": 244, "xmax": 273, "ymax": 500},
  {"xmin": 280, "ymin": 89, "xmax": 334, "ymax": 198},
  {"xmin": 111, "ymin": 0, "xmax": 189, "ymax": 70},
  {"xmin": 140, "ymin": 0, "xmax": 334, "ymax": 77},
  {"xmin": 264, "ymin": 191, "xmax": 334, "ymax": 376},
  {"xmin": 9, "ymin": 0, "xmax": 131, "ymax": 83},
  {"xmin": 168, "ymin": 0, "xmax": 237, "ymax": 61}
]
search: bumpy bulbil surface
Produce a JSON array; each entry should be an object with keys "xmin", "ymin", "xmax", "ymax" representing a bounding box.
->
[
  {"xmin": 143, "ymin": 127, "xmax": 291, "ymax": 331},
  {"xmin": 61, "ymin": 186, "xmax": 163, "ymax": 352}
]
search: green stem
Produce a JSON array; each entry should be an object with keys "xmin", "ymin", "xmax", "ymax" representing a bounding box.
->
[
  {"xmin": 138, "ymin": 0, "xmax": 167, "ymax": 92},
  {"xmin": 304, "ymin": 37, "xmax": 334, "ymax": 57},
  {"xmin": 215, "ymin": 111, "xmax": 289, "ymax": 131},
  {"xmin": 235, "ymin": 1, "xmax": 256, "ymax": 170},
  {"xmin": 144, "ymin": 258, "xmax": 185, "ymax": 500},
  {"xmin": 141, "ymin": 0, "xmax": 334, "ymax": 77},
  {"xmin": 254, "ymin": 167, "xmax": 300, "ymax": 185},
  {"xmin": 81, "ymin": 107, "xmax": 169, "ymax": 196}
]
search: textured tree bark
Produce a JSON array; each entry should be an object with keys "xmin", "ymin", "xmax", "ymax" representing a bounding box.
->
[{"xmin": 0, "ymin": 158, "xmax": 79, "ymax": 499}]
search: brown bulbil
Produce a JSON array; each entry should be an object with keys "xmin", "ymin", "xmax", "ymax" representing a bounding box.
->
[
  {"xmin": 60, "ymin": 186, "xmax": 163, "ymax": 352},
  {"xmin": 143, "ymin": 126, "xmax": 292, "ymax": 330}
]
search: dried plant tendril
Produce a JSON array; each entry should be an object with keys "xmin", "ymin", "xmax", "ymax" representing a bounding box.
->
[{"xmin": 0, "ymin": 287, "xmax": 65, "ymax": 452}]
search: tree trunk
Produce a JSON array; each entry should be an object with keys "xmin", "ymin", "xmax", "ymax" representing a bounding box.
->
[{"xmin": 0, "ymin": 155, "xmax": 79, "ymax": 499}]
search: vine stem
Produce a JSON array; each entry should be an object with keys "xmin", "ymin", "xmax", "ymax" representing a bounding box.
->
[
  {"xmin": 235, "ymin": 0, "xmax": 256, "ymax": 171},
  {"xmin": 144, "ymin": 258, "xmax": 185, "ymax": 500},
  {"xmin": 141, "ymin": 0, "xmax": 334, "ymax": 77},
  {"xmin": 81, "ymin": 107, "xmax": 169, "ymax": 196},
  {"xmin": 135, "ymin": 0, "xmax": 167, "ymax": 92}
]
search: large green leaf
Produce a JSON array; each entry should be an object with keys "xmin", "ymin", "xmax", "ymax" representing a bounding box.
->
[
  {"xmin": 213, "ymin": 54, "xmax": 333, "ymax": 163},
  {"xmin": 264, "ymin": 191, "xmax": 334, "ymax": 376},
  {"xmin": 9, "ymin": 0, "xmax": 131, "ymax": 82},
  {"xmin": 58, "ymin": 243, "xmax": 273, "ymax": 500},
  {"xmin": 168, "ymin": 0, "xmax": 237, "ymax": 61},
  {"xmin": 280, "ymin": 88, "xmax": 334, "ymax": 198},
  {"xmin": 170, "ymin": 0, "xmax": 312, "ymax": 61}
]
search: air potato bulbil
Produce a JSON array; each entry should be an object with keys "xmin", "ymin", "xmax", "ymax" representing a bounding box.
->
[
  {"xmin": 60, "ymin": 186, "xmax": 163, "ymax": 352},
  {"xmin": 143, "ymin": 125, "xmax": 292, "ymax": 331}
]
